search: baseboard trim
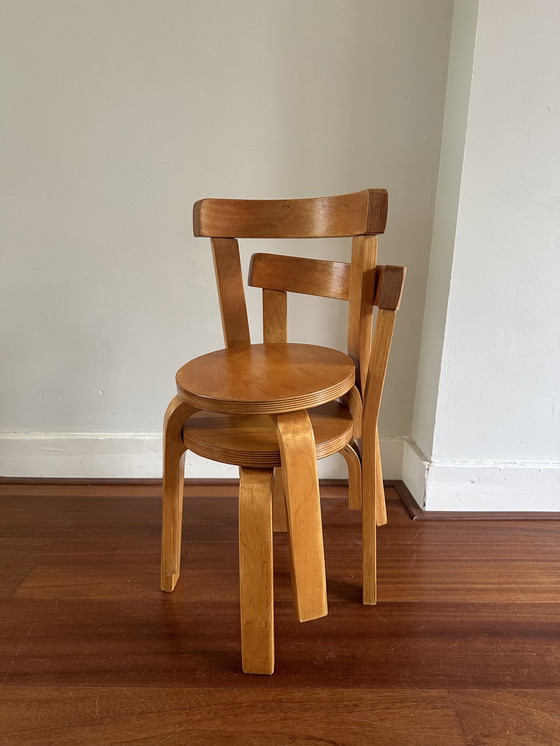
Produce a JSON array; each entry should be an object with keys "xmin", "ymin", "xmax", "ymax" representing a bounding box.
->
[
  {"xmin": 402, "ymin": 438, "xmax": 560, "ymax": 513},
  {"xmin": 0, "ymin": 433, "xmax": 405, "ymax": 481},
  {"xmin": 391, "ymin": 479, "xmax": 560, "ymax": 521},
  {"xmin": 387, "ymin": 480, "xmax": 423, "ymax": 519},
  {"xmin": 0, "ymin": 476, "xmax": 236, "ymax": 486}
]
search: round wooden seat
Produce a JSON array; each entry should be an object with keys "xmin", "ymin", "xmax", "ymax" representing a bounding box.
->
[
  {"xmin": 175, "ymin": 343, "xmax": 355, "ymax": 415},
  {"xmin": 183, "ymin": 400, "xmax": 353, "ymax": 468}
]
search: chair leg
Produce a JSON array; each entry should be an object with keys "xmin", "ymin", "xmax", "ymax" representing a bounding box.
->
[
  {"xmin": 375, "ymin": 428, "xmax": 388, "ymax": 526},
  {"xmin": 272, "ymin": 467, "xmax": 288, "ymax": 532},
  {"xmin": 161, "ymin": 396, "xmax": 198, "ymax": 592},
  {"xmin": 239, "ymin": 467, "xmax": 275, "ymax": 675},
  {"xmin": 362, "ymin": 426, "xmax": 378, "ymax": 605},
  {"xmin": 275, "ymin": 410, "xmax": 328, "ymax": 623},
  {"xmin": 341, "ymin": 442, "xmax": 363, "ymax": 510}
]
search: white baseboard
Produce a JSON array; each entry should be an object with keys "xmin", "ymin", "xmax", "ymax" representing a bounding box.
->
[
  {"xmin": 403, "ymin": 439, "xmax": 560, "ymax": 512},
  {"xmin": 0, "ymin": 432, "xmax": 406, "ymax": 481},
  {"xmin": 401, "ymin": 438, "xmax": 429, "ymax": 509},
  {"xmin": 4, "ymin": 433, "xmax": 556, "ymax": 512},
  {"xmin": 0, "ymin": 432, "xmax": 168, "ymax": 479}
]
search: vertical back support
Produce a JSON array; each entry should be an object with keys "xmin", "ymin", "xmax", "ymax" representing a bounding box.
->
[
  {"xmin": 263, "ymin": 289, "xmax": 287, "ymax": 343},
  {"xmin": 211, "ymin": 238, "xmax": 251, "ymax": 347},
  {"xmin": 347, "ymin": 235, "xmax": 378, "ymax": 394}
]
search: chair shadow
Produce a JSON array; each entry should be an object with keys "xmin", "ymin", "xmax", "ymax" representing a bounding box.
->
[{"xmin": 326, "ymin": 577, "xmax": 363, "ymax": 604}]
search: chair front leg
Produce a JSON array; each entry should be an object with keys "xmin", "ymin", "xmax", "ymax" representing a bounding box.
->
[
  {"xmin": 275, "ymin": 410, "xmax": 328, "ymax": 623},
  {"xmin": 239, "ymin": 467, "xmax": 275, "ymax": 675},
  {"xmin": 161, "ymin": 396, "xmax": 198, "ymax": 592}
]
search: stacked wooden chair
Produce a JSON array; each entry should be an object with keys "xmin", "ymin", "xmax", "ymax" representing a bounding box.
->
[{"xmin": 161, "ymin": 190, "xmax": 405, "ymax": 673}]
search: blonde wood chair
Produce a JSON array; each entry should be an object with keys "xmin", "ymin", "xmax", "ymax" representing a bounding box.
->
[{"xmin": 161, "ymin": 190, "xmax": 404, "ymax": 674}]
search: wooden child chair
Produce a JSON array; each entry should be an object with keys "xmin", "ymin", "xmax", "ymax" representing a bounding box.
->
[{"xmin": 160, "ymin": 189, "xmax": 405, "ymax": 674}]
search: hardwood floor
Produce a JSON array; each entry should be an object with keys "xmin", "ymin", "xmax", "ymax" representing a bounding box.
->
[{"xmin": 0, "ymin": 483, "xmax": 559, "ymax": 745}]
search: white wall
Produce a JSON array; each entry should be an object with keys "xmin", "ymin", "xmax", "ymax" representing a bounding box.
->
[
  {"xmin": 411, "ymin": 0, "xmax": 479, "ymax": 462},
  {"xmin": 406, "ymin": 0, "xmax": 560, "ymax": 510},
  {"xmin": 0, "ymin": 0, "xmax": 454, "ymax": 477}
]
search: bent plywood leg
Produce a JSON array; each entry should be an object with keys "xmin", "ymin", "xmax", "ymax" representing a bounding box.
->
[
  {"xmin": 161, "ymin": 396, "xmax": 198, "ymax": 592},
  {"xmin": 239, "ymin": 467, "xmax": 274, "ymax": 675},
  {"xmin": 341, "ymin": 442, "xmax": 363, "ymax": 510},
  {"xmin": 362, "ymin": 426, "xmax": 378, "ymax": 605},
  {"xmin": 375, "ymin": 428, "xmax": 388, "ymax": 526},
  {"xmin": 276, "ymin": 410, "xmax": 327, "ymax": 623},
  {"xmin": 272, "ymin": 467, "xmax": 288, "ymax": 532},
  {"xmin": 341, "ymin": 385, "xmax": 362, "ymax": 439}
]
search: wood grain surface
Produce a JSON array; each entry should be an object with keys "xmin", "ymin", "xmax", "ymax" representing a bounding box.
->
[
  {"xmin": 238, "ymin": 468, "xmax": 274, "ymax": 674},
  {"xmin": 2, "ymin": 486, "xmax": 559, "ymax": 745},
  {"xmin": 374, "ymin": 264, "xmax": 406, "ymax": 311},
  {"xmin": 160, "ymin": 396, "xmax": 198, "ymax": 592},
  {"xmin": 347, "ymin": 235, "xmax": 377, "ymax": 394},
  {"xmin": 341, "ymin": 441, "xmax": 363, "ymax": 510},
  {"xmin": 249, "ymin": 252, "xmax": 351, "ymax": 300},
  {"xmin": 262, "ymin": 288, "xmax": 287, "ymax": 344},
  {"xmin": 193, "ymin": 189, "xmax": 388, "ymax": 238},
  {"xmin": 183, "ymin": 401, "xmax": 353, "ymax": 468},
  {"xmin": 176, "ymin": 343, "xmax": 355, "ymax": 414},
  {"xmin": 271, "ymin": 467, "xmax": 287, "ymax": 532},
  {"xmin": 276, "ymin": 411, "xmax": 328, "ymax": 622},
  {"xmin": 211, "ymin": 238, "xmax": 251, "ymax": 347}
]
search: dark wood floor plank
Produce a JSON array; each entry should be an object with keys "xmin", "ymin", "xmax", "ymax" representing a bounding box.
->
[
  {"xmin": 0, "ymin": 485, "xmax": 559, "ymax": 744},
  {"xmin": 0, "ymin": 686, "xmax": 467, "ymax": 746},
  {"xmin": 7, "ymin": 493, "xmax": 559, "ymax": 605},
  {"xmin": 0, "ymin": 539, "xmax": 52, "ymax": 600},
  {"xmin": 449, "ymin": 689, "xmax": 560, "ymax": 746},
  {"xmin": 0, "ymin": 481, "xmax": 348, "ymax": 499},
  {"xmin": 1, "ymin": 597, "xmax": 559, "ymax": 689}
]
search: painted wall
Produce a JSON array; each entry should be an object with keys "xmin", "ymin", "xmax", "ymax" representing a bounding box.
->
[
  {"xmin": 1, "ymin": 0, "xmax": 454, "ymax": 477},
  {"xmin": 410, "ymin": 0, "xmax": 479, "ymax": 463},
  {"xmin": 406, "ymin": 0, "xmax": 560, "ymax": 510}
]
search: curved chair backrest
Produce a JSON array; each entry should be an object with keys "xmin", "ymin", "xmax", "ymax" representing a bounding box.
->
[
  {"xmin": 194, "ymin": 189, "xmax": 388, "ymax": 238},
  {"xmin": 249, "ymin": 254, "xmax": 404, "ymax": 309}
]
